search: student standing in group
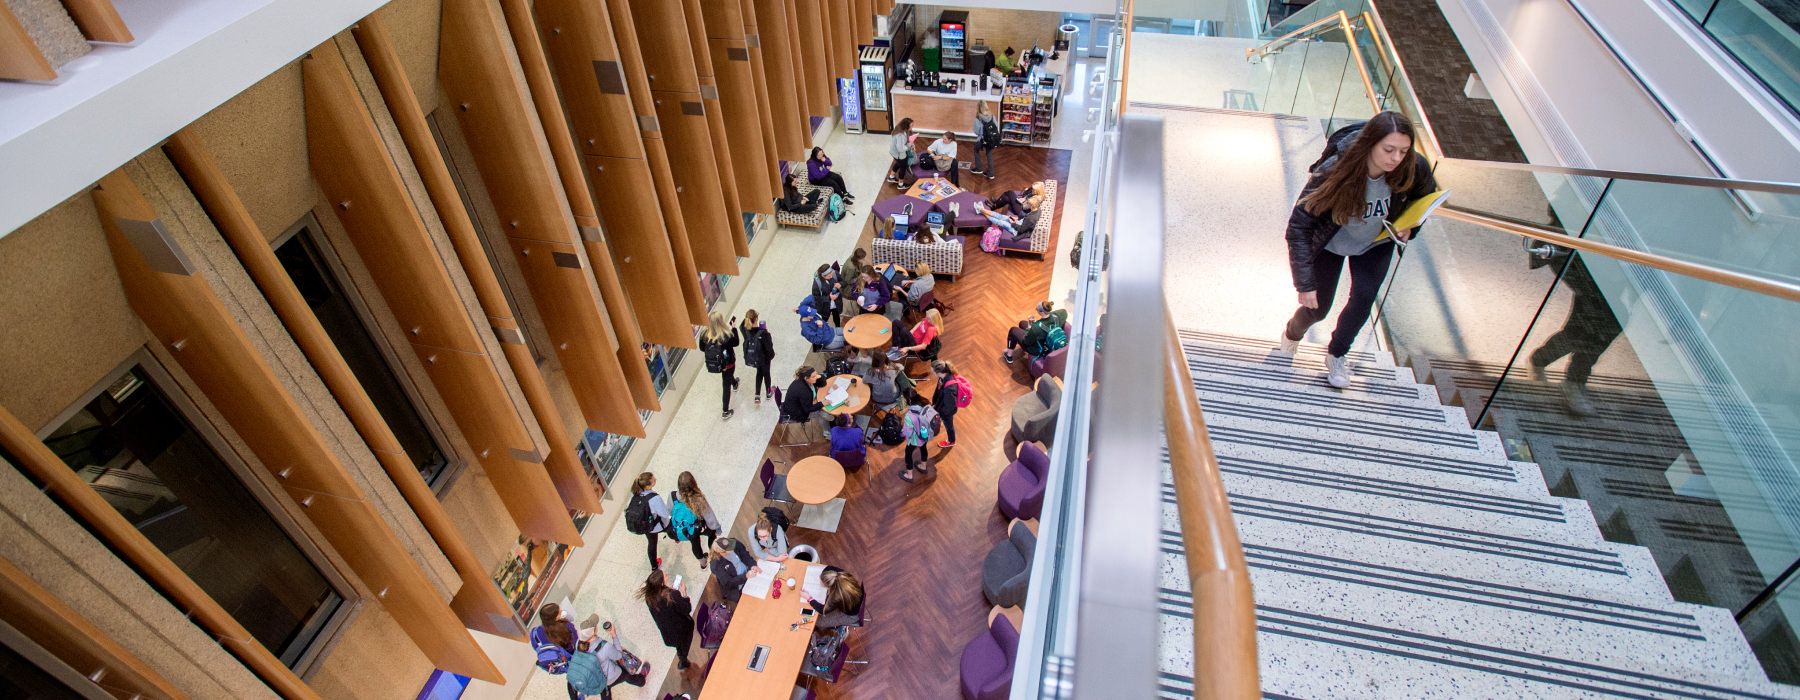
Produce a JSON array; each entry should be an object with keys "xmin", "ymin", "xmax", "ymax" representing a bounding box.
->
[
  {"xmin": 811, "ymin": 264, "xmax": 842, "ymax": 327},
  {"xmin": 972, "ymin": 102, "xmax": 1001, "ymax": 179},
  {"xmin": 842, "ymin": 248, "xmax": 871, "ymax": 286},
  {"xmin": 1279, "ymin": 111, "xmax": 1436, "ymax": 388},
  {"xmin": 931, "ymin": 360, "xmax": 968, "ymax": 449},
  {"xmin": 637, "ymin": 570, "xmax": 696, "ymax": 670},
  {"xmin": 887, "ymin": 118, "xmax": 917, "ymax": 187},
  {"xmin": 708, "ymin": 537, "xmax": 757, "ymax": 604},
  {"xmin": 899, "ymin": 392, "xmax": 938, "ymax": 482},
  {"xmin": 531, "ymin": 603, "xmax": 583, "ymax": 700},
  {"xmin": 697, "ymin": 312, "xmax": 741, "ymax": 419},
  {"xmin": 928, "ymin": 131, "xmax": 961, "ymax": 186},
  {"xmin": 625, "ymin": 472, "xmax": 671, "ymax": 569},
  {"xmin": 807, "ymin": 147, "xmax": 854, "ymax": 203},
  {"xmin": 739, "ymin": 311, "xmax": 776, "ymax": 406},
  {"xmin": 673, "ymin": 471, "xmax": 721, "ymax": 561}
]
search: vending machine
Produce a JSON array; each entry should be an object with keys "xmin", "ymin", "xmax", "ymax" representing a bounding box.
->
[
  {"xmin": 858, "ymin": 45, "xmax": 893, "ymax": 133},
  {"xmin": 938, "ymin": 10, "xmax": 968, "ymax": 73}
]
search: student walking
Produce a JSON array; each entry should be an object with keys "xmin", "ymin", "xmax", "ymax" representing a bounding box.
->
[
  {"xmin": 972, "ymin": 102, "xmax": 1000, "ymax": 178},
  {"xmin": 531, "ymin": 603, "xmax": 584, "ymax": 700},
  {"xmin": 637, "ymin": 570, "xmax": 696, "ymax": 670},
  {"xmin": 811, "ymin": 264, "xmax": 842, "ymax": 327},
  {"xmin": 899, "ymin": 392, "xmax": 938, "ymax": 482},
  {"xmin": 931, "ymin": 360, "xmax": 968, "ymax": 449},
  {"xmin": 698, "ymin": 312, "xmax": 741, "ymax": 419},
  {"xmin": 739, "ymin": 311, "xmax": 776, "ymax": 406},
  {"xmin": 887, "ymin": 118, "xmax": 917, "ymax": 187},
  {"xmin": 624, "ymin": 472, "xmax": 671, "ymax": 569},
  {"xmin": 672, "ymin": 471, "xmax": 721, "ymax": 561},
  {"xmin": 1280, "ymin": 111, "xmax": 1437, "ymax": 388}
]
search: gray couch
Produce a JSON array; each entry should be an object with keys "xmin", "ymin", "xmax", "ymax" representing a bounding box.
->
[
  {"xmin": 982, "ymin": 520, "xmax": 1036, "ymax": 608},
  {"xmin": 1010, "ymin": 376, "xmax": 1061, "ymax": 446}
]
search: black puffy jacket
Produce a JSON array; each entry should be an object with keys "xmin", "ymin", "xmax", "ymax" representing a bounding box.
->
[{"xmin": 1284, "ymin": 134, "xmax": 1437, "ymax": 293}]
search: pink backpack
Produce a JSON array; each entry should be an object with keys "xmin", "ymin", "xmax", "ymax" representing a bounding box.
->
[
  {"xmin": 980, "ymin": 225, "xmax": 1003, "ymax": 253},
  {"xmin": 947, "ymin": 376, "xmax": 973, "ymax": 408}
]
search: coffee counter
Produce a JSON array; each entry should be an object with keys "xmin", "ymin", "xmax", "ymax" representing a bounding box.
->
[{"xmin": 889, "ymin": 73, "xmax": 1001, "ymax": 138}]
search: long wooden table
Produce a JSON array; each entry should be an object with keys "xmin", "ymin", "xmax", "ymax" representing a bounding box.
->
[{"xmin": 698, "ymin": 559, "xmax": 824, "ymax": 699}]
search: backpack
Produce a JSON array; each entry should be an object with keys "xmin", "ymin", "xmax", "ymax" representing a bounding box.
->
[
  {"xmin": 828, "ymin": 193, "xmax": 848, "ymax": 222},
  {"xmin": 825, "ymin": 356, "xmax": 851, "ymax": 378},
  {"xmin": 702, "ymin": 338, "xmax": 730, "ymax": 373},
  {"xmin": 624, "ymin": 491, "xmax": 657, "ymax": 535},
  {"xmin": 761, "ymin": 506, "xmax": 792, "ymax": 532},
  {"xmin": 565, "ymin": 649, "xmax": 608, "ymax": 695},
  {"xmin": 1309, "ymin": 121, "xmax": 1367, "ymax": 174},
  {"xmin": 980, "ymin": 117, "xmax": 1002, "ymax": 148},
  {"xmin": 945, "ymin": 376, "xmax": 972, "ymax": 408},
  {"xmin": 980, "ymin": 225, "xmax": 1002, "ymax": 253},
  {"xmin": 879, "ymin": 413, "xmax": 905, "ymax": 445},
  {"xmin": 1043, "ymin": 324, "xmax": 1069, "ymax": 352},
  {"xmin": 531, "ymin": 627, "xmax": 571, "ymax": 675},
  {"xmin": 669, "ymin": 495, "xmax": 699, "ymax": 542}
]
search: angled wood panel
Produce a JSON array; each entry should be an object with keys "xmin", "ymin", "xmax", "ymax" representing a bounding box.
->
[
  {"xmin": 631, "ymin": 0, "xmax": 737, "ymax": 275},
  {"xmin": 738, "ymin": 0, "xmax": 784, "ymax": 197},
  {"xmin": 161, "ymin": 128, "xmax": 528, "ymax": 641},
  {"xmin": 90, "ymin": 170, "xmax": 503, "ymax": 683},
  {"xmin": 61, "ymin": 0, "xmax": 132, "ymax": 42},
  {"xmin": 533, "ymin": 0, "xmax": 695, "ymax": 351},
  {"xmin": 684, "ymin": 0, "xmax": 748, "ymax": 254},
  {"xmin": 307, "ymin": 45, "xmax": 584, "ymax": 546},
  {"xmin": 751, "ymin": 0, "xmax": 806, "ymax": 160},
  {"xmin": 604, "ymin": 0, "xmax": 708, "ymax": 324},
  {"xmin": 0, "ymin": 6, "xmax": 56, "ymax": 84},
  {"xmin": 854, "ymin": 0, "xmax": 873, "ymax": 47},
  {"xmin": 708, "ymin": 36, "xmax": 774, "ymax": 214},
  {"xmin": 353, "ymin": 16, "xmax": 619, "ymax": 511},
  {"xmin": 826, "ymin": 0, "xmax": 853, "ymax": 82},
  {"xmin": 782, "ymin": 0, "xmax": 818, "ymax": 125},
  {"xmin": 435, "ymin": 0, "xmax": 648, "ymax": 437},
  {"xmin": 491, "ymin": 1, "xmax": 660, "ymax": 412},
  {"xmin": 794, "ymin": 0, "xmax": 831, "ymax": 115},
  {"xmin": 0, "ymin": 557, "xmax": 188, "ymax": 700}
]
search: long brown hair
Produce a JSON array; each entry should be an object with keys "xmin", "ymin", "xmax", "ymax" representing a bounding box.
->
[
  {"xmin": 824, "ymin": 570, "xmax": 864, "ymax": 614},
  {"xmin": 1301, "ymin": 111, "xmax": 1419, "ymax": 226},
  {"xmin": 631, "ymin": 471, "xmax": 656, "ymax": 494},
  {"xmin": 538, "ymin": 603, "xmax": 572, "ymax": 648},
  {"xmin": 636, "ymin": 570, "xmax": 680, "ymax": 606},
  {"xmin": 677, "ymin": 471, "xmax": 709, "ymax": 517},
  {"xmin": 740, "ymin": 309, "xmax": 760, "ymax": 334}
]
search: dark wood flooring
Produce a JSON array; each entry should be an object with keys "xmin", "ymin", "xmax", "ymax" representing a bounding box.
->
[{"xmin": 658, "ymin": 142, "xmax": 1074, "ymax": 700}]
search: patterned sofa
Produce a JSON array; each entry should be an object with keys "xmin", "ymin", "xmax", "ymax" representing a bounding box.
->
[
  {"xmin": 872, "ymin": 235, "xmax": 965, "ymax": 279},
  {"xmin": 775, "ymin": 181, "xmax": 832, "ymax": 230},
  {"xmin": 998, "ymin": 180, "xmax": 1057, "ymax": 256}
]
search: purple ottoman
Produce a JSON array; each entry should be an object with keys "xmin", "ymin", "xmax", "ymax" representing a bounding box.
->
[{"xmin": 937, "ymin": 191, "xmax": 990, "ymax": 231}]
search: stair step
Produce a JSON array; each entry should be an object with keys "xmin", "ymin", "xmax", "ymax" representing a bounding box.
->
[
  {"xmin": 1189, "ymin": 370, "xmax": 1450, "ymax": 420},
  {"xmin": 1205, "ymin": 412, "xmax": 1501, "ymax": 463},
  {"xmin": 1178, "ymin": 328, "xmax": 1397, "ymax": 369},
  {"xmin": 1182, "ymin": 349, "xmax": 1435, "ymax": 406},
  {"xmin": 1176, "ymin": 330, "xmax": 1416, "ymax": 386},
  {"xmin": 1196, "ymin": 389, "xmax": 1472, "ymax": 442}
]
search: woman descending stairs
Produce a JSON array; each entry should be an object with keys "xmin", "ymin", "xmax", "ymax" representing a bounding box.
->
[{"xmin": 1157, "ymin": 329, "xmax": 1800, "ymax": 699}]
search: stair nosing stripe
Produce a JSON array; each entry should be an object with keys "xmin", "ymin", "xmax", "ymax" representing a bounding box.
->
[
  {"xmin": 1216, "ymin": 509, "xmax": 1627, "ymax": 574},
  {"xmin": 1208, "ymin": 427, "xmax": 1515, "ymax": 480},
  {"xmin": 1204, "ymin": 400, "xmax": 1477, "ymax": 449},
  {"xmin": 1214, "ymin": 458, "xmax": 1564, "ymax": 517},
  {"xmin": 1214, "ymin": 468, "xmax": 1565, "ymax": 522},
  {"xmin": 1192, "ymin": 376, "xmax": 1440, "ymax": 417},
  {"xmin": 1227, "ymin": 493, "xmax": 1612, "ymax": 557},
  {"xmin": 1215, "ymin": 455, "xmax": 1560, "ymax": 512},
  {"xmin": 1188, "ymin": 358, "xmax": 1419, "ymax": 398}
]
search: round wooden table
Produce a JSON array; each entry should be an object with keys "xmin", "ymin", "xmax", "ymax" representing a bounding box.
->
[
  {"xmin": 815, "ymin": 374, "xmax": 872, "ymax": 416},
  {"xmin": 787, "ymin": 456, "xmax": 846, "ymax": 505},
  {"xmin": 842, "ymin": 313, "xmax": 892, "ymax": 350}
]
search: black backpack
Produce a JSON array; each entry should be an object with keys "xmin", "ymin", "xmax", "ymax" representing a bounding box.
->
[
  {"xmin": 624, "ymin": 492, "xmax": 656, "ymax": 534},
  {"xmin": 825, "ymin": 356, "xmax": 851, "ymax": 378},
  {"xmin": 760, "ymin": 506, "xmax": 791, "ymax": 532},
  {"xmin": 1309, "ymin": 121, "xmax": 1368, "ymax": 174},
  {"xmin": 879, "ymin": 413, "xmax": 905, "ymax": 445},
  {"xmin": 702, "ymin": 339, "xmax": 729, "ymax": 373},
  {"xmin": 743, "ymin": 330, "xmax": 766, "ymax": 367}
]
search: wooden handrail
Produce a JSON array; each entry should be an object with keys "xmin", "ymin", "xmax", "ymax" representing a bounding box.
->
[
  {"xmin": 1161, "ymin": 309, "xmax": 1260, "ymax": 699},
  {"xmin": 1438, "ymin": 205, "xmax": 1800, "ymax": 305},
  {"xmin": 1246, "ymin": 12, "xmax": 1345, "ymax": 59}
]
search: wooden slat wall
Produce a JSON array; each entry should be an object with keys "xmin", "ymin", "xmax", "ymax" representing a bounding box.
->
[
  {"xmin": 701, "ymin": 0, "xmax": 775, "ymax": 215},
  {"xmin": 60, "ymin": 0, "xmax": 132, "ymax": 42},
  {"xmin": 683, "ymin": 0, "xmax": 750, "ymax": 257},
  {"xmin": 0, "ymin": 556, "xmax": 188, "ymax": 700},
  {"xmin": 750, "ymin": 0, "xmax": 806, "ymax": 160},
  {"xmin": 0, "ymin": 410, "xmax": 315, "ymax": 698},
  {"xmin": 739, "ymin": 0, "xmax": 785, "ymax": 196},
  {"xmin": 304, "ymin": 46, "xmax": 584, "ymax": 546},
  {"xmin": 781, "ymin": 0, "xmax": 815, "ymax": 128},
  {"xmin": 431, "ymin": 3, "xmax": 647, "ymax": 439},
  {"xmin": 794, "ymin": 0, "xmax": 831, "ymax": 116},
  {"xmin": 160, "ymin": 129, "xmax": 529, "ymax": 641},
  {"xmin": 91, "ymin": 169, "xmax": 504, "ymax": 683},
  {"xmin": 854, "ymin": 0, "xmax": 873, "ymax": 47},
  {"xmin": 0, "ymin": 4, "xmax": 57, "ymax": 81},
  {"xmin": 531, "ymin": 0, "xmax": 696, "ymax": 351},
  {"xmin": 602, "ymin": 0, "xmax": 709, "ymax": 325},
  {"xmin": 630, "ymin": 0, "xmax": 738, "ymax": 276},
  {"xmin": 485, "ymin": 2, "xmax": 661, "ymax": 412},
  {"xmin": 827, "ymin": 0, "xmax": 854, "ymax": 83}
]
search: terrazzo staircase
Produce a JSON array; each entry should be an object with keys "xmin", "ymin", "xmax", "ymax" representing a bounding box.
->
[{"xmin": 1154, "ymin": 329, "xmax": 1800, "ymax": 699}]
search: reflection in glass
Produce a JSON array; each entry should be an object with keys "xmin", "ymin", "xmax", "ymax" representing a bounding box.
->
[
  {"xmin": 0, "ymin": 641, "xmax": 83, "ymax": 699},
  {"xmin": 43, "ymin": 368, "xmax": 342, "ymax": 667}
]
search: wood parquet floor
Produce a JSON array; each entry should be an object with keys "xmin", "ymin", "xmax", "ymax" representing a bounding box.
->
[{"xmin": 665, "ymin": 143, "xmax": 1075, "ymax": 700}]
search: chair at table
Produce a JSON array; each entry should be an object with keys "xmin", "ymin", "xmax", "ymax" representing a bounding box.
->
[
  {"xmin": 998, "ymin": 443, "xmax": 1050, "ymax": 520},
  {"xmin": 800, "ymin": 629, "xmax": 851, "ymax": 683},
  {"xmin": 982, "ymin": 520, "xmax": 1036, "ymax": 608},
  {"xmin": 959, "ymin": 614, "xmax": 1020, "ymax": 700},
  {"xmin": 1028, "ymin": 346, "xmax": 1068, "ymax": 379},
  {"xmin": 831, "ymin": 444, "xmax": 869, "ymax": 485},
  {"xmin": 695, "ymin": 602, "xmax": 727, "ymax": 650},
  {"xmin": 760, "ymin": 458, "xmax": 794, "ymax": 503},
  {"xmin": 1010, "ymin": 375, "xmax": 1061, "ymax": 447},
  {"xmin": 789, "ymin": 686, "xmax": 817, "ymax": 700}
]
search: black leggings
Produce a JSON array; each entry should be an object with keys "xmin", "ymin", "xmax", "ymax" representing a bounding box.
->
[
  {"xmin": 644, "ymin": 531, "xmax": 660, "ymax": 569},
  {"xmin": 720, "ymin": 367, "xmax": 737, "ymax": 413},
  {"xmin": 688, "ymin": 523, "xmax": 718, "ymax": 559},
  {"xmin": 810, "ymin": 172, "xmax": 850, "ymax": 196},
  {"xmin": 906, "ymin": 443, "xmax": 929, "ymax": 469},
  {"xmin": 939, "ymin": 411, "xmax": 957, "ymax": 444},
  {"xmin": 752, "ymin": 363, "xmax": 773, "ymax": 397},
  {"xmin": 1285, "ymin": 242, "xmax": 1395, "ymax": 358}
]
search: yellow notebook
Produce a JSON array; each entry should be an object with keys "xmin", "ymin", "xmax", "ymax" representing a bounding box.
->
[{"xmin": 1379, "ymin": 189, "xmax": 1452, "ymax": 241}]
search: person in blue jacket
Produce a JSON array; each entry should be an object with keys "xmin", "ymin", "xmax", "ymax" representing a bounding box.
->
[{"xmin": 797, "ymin": 296, "xmax": 846, "ymax": 351}]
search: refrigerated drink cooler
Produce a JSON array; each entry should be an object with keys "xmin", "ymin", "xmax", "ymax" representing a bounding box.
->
[
  {"xmin": 858, "ymin": 45, "xmax": 893, "ymax": 134},
  {"xmin": 938, "ymin": 10, "xmax": 967, "ymax": 73}
]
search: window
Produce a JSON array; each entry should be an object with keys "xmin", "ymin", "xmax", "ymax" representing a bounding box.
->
[
  {"xmin": 42, "ymin": 366, "xmax": 344, "ymax": 668},
  {"xmin": 272, "ymin": 225, "xmax": 450, "ymax": 486}
]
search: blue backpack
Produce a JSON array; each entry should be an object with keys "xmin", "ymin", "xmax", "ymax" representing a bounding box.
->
[
  {"xmin": 670, "ymin": 494, "xmax": 699, "ymax": 542},
  {"xmin": 828, "ymin": 193, "xmax": 848, "ymax": 222},
  {"xmin": 530, "ymin": 627, "xmax": 570, "ymax": 675},
  {"xmin": 565, "ymin": 647, "xmax": 609, "ymax": 695}
]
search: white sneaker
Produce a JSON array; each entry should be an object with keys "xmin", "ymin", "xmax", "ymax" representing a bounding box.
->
[
  {"xmin": 1325, "ymin": 354, "xmax": 1351, "ymax": 388},
  {"xmin": 1276, "ymin": 333, "xmax": 1300, "ymax": 355}
]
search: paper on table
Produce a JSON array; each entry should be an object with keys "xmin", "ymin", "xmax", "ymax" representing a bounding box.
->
[
  {"xmin": 742, "ymin": 560, "xmax": 782, "ymax": 599},
  {"xmin": 824, "ymin": 378, "xmax": 851, "ymax": 404},
  {"xmin": 803, "ymin": 566, "xmax": 828, "ymax": 602}
]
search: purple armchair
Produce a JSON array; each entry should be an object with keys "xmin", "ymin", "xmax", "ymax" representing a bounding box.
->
[
  {"xmin": 998, "ymin": 443, "xmax": 1050, "ymax": 520},
  {"xmin": 959, "ymin": 614, "xmax": 1020, "ymax": 700},
  {"xmin": 1028, "ymin": 346, "xmax": 1067, "ymax": 379}
]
